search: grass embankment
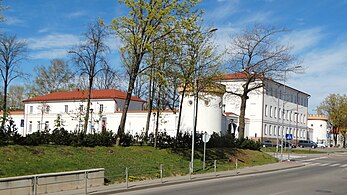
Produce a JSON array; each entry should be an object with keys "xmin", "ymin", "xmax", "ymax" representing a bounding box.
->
[{"xmin": 0, "ymin": 145, "xmax": 277, "ymax": 183}]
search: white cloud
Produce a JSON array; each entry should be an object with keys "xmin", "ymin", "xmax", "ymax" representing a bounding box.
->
[
  {"xmin": 66, "ymin": 11, "xmax": 86, "ymax": 18},
  {"xmin": 27, "ymin": 34, "xmax": 80, "ymax": 49},
  {"xmin": 281, "ymin": 27, "xmax": 324, "ymax": 53},
  {"xmin": 27, "ymin": 33, "xmax": 80, "ymax": 60},
  {"xmin": 30, "ymin": 48, "xmax": 69, "ymax": 59},
  {"xmin": 238, "ymin": 11, "xmax": 274, "ymax": 25},
  {"xmin": 4, "ymin": 16, "xmax": 24, "ymax": 25},
  {"xmin": 287, "ymin": 42, "xmax": 347, "ymax": 113}
]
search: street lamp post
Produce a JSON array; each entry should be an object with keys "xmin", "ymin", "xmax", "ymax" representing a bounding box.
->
[
  {"xmin": 280, "ymin": 66, "xmax": 302, "ymax": 162},
  {"xmin": 191, "ymin": 28, "xmax": 218, "ymax": 173}
]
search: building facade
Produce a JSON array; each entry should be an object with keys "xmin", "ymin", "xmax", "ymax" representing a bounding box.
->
[{"xmin": 219, "ymin": 72, "xmax": 310, "ymax": 144}]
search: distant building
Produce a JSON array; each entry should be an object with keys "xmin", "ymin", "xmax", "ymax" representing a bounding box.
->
[
  {"xmin": 307, "ymin": 114, "xmax": 329, "ymax": 146},
  {"xmin": 219, "ymin": 72, "xmax": 310, "ymax": 144}
]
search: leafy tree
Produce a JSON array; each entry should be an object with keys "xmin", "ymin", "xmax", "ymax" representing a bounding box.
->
[
  {"xmin": 226, "ymin": 24, "xmax": 301, "ymax": 139},
  {"xmin": 317, "ymin": 94, "xmax": 347, "ymax": 147},
  {"xmin": 110, "ymin": 0, "xmax": 201, "ymax": 146},
  {"xmin": 28, "ymin": 59, "xmax": 75, "ymax": 96},
  {"xmin": 69, "ymin": 20, "xmax": 110, "ymax": 134},
  {"xmin": 0, "ymin": 34, "xmax": 27, "ymax": 128}
]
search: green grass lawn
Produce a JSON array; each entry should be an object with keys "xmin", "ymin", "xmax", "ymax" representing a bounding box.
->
[{"xmin": 0, "ymin": 145, "xmax": 277, "ymax": 183}]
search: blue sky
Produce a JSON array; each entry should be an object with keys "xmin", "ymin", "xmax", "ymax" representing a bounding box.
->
[{"xmin": 2, "ymin": 0, "xmax": 347, "ymax": 113}]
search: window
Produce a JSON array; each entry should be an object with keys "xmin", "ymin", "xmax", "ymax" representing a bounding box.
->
[
  {"xmin": 278, "ymin": 108, "xmax": 281, "ymax": 119},
  {"xmin": 269, "ymin": 125, "xmax": 272, "ymax": 135},
  {"xmin": 264, "ymin": 124, "xmax": 267, "ymax": 135},
  {"xmin": 37, "ymin": 121, "xmax": 40, "ymax": 131},
  {"xmin": 29, "ymin": 121, "xmax": 32, "ymax": 132},
  {"xmin": 30, "ymin": 106, "xmax": 33, "ymax": 114},
  {"xmin": 65, "ymin": 105, "xmax": 68, "ymax": 113},
  {"xmin": 265, "ymin": 105, "xmax": 268, "ymax": 116},
  {"xmin": 79, "ymin": 105, "xmax": 84, "ymax": 112},
  {"xmin": 45, "ymin": 105, "xmax": 50, "ymax": 113},
  {"xmin": 20, "ymin": 119, "xmax": 24, "ymax": 127},
  {"xmin": 274, "ymin": 126, "xmax": 277, "ymax": 136},
  {"xmin": 269, "ymin": 106, "xmax": 272, "ymax": 118},
  {"xmin": 274, "ymin": 107, "xmax": 277, "ymax": 118},
  {"xmin": 99, "ymin": 104, "xmax": 104, "ymax": 113},
  {"xmin": 45, "ymin": 121, "xmax": 49, "ymax": 130}
]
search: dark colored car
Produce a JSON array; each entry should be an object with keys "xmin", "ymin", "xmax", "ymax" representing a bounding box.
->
[
  {"xmin": 261, "ymin": 140, "xmax": 273, "ymax": 147},
  {"xmin": 298, "ymin": 140, "xmax": 317, "ymax": 148}
]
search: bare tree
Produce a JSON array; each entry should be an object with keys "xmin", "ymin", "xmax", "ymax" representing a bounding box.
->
[
  {"xmin": 28, "ymin": 59, "xmax": 75, "ymax": 96},
  {"xmin": 8, "ymin": 84, "xmax": 26, "ymax": 110},
  {"xmin": 226, "ymin": 24, "xmax": 301, "ymax": 139},
  {"xmin": 93, "ymin": 64, "xmax": 122, "ymax": 90},
  {"xmin": 0, "ymin": 34, "xmax": 27, "ymax": 128},
  {"xmin": 69, "ymin": 20, "xmax": 110, "ymax": 133}
]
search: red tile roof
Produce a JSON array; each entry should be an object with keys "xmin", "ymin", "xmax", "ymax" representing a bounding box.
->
[
  {"xmin": 23, "ymin": 89, "xmax": 146, "ymax": 103},
  {"xmin": 218, "ymin": 72, "xmax": 264, "ymax": 80}
]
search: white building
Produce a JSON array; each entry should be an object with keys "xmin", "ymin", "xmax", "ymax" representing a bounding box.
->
[
  {"xmin": 6, "ymin": 73, "xmax": 312, "ymax": 143},
  {"xmin": 219, "ymin": 72, "xmax": 310, "ymax": 144},
  {"xmin": 307, "ymin": 114, "xmax": 329, "ymax": 146},
  {"xmin": 12, "ymin": 88, "xmax": 224, "ymax": 137}
]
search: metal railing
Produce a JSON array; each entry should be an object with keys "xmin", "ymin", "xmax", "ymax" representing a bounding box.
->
[{"xmin": 0, "ymin": 168, "xmax": 104, "ymax": 195}]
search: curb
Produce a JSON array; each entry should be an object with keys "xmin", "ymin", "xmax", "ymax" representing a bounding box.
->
[{"xmin": 90, "ymin": 162, "xmax": 305, "ymax": 195}]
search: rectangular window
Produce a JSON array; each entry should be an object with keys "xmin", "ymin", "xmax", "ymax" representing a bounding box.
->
[
  {"xmin": 265, "ymin": 105, "xmax": 268, "ymax": 117},
  {"xmin": 29, "ymin": 121, "xmax": 32, "ymax": 132},
  {"xmin": 65, "ymin": 105, "xmax": 68, "ymax": 113},
  {"xmin": 30, "ymin": 106, "xmax": 33, "ymax": 114},
  {"xmin": 20, "ymin": 119, "xmax": 24, "ymax": 127},
  {"xmin": 46, "ymin": 105, "xmax": 50, "ymax": 113},
  {"xmin": 99, "ymin": 104, "xmax": 104, "ymax": 113},
  {"xmin": 37, "ymin": 121, "xmax": 40, "ymax": 131},
  {"xmin": 45, "ymin": 121, "xmax": 49, "ymax": 130},
  {"xmin": 79, "ymin": 105, "xmax": 83, "ymax": 112}
]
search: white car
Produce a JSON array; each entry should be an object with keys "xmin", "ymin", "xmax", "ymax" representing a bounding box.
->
[{"xmin": 317, "ymin": 143, "xmax": 327, "ymax": 148}]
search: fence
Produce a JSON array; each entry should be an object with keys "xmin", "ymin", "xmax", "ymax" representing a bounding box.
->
[
  {"xmin": 106, "ymin": 158, "xmax": 243, "ymax": 188},
  {"xmin": 0, "ymin": 159, "xmax": 243, "ymax": 194},
  {"xmin": 0, "ymin": 168, "xmax": 104, "ymax": 195}
]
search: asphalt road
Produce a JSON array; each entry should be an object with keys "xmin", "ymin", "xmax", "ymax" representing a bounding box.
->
[{"xmin": 113, "ymin": 153, "xmax": 347, "ymax": 195}]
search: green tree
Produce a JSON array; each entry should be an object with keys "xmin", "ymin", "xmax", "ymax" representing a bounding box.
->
[
  {"xmin": 110, "ymin": 0, "xmax": 201, "ymax": 146},
  {"xmin": 0, "ymin": 34, "xmax": 27, "ymax": 128},
  {"xmin": 317, "ymin": 94, "xmax": 347, "ymax": 147},
  {"xmin": 226, "ymin": 24, "xmax": 301, "ymax": 139},
  {"xmin": 69, "ymin": 20, "xmax": 110, "ymax": 134}
]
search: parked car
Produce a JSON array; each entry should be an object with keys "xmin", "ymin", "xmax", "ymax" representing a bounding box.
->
[
  {"xmin": 283, "ymin": 141, "xmax": 296, "ymax": 148},
  {"xmin": 317, "ymin": 143, "xmax": 327, "ymax": 148},
  {"xmin": 298, "ymin": 140, "xmax": 317, "ymax": 148},
  {"xmin": 261, "ymin": 140, "xmax": 273, "ymax": 147}
]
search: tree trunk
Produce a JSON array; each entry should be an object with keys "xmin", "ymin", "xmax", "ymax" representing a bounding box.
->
[
  {"xmin": 238, "ymin": 94, "xmax": 247, "ymax": 139},
  {"xmin": 154, "ymin": 85, "xmax": 161, "ymax": 149},
  {"xmin": 117, "ymin": 56, "xmax": 142, "ymax": 146},
  {"xmin": 1, "ymin": 76, "xmax": 8, "ymax": 128},
  {"xmin": 175, "ymin": 84, "xmax": 187, "ymax": 147},
  {"xmin": 83, "ymin": 78, "xmax": 93, "ymax": 134},
  {"xmin": 145, "ymin": 70, "xmax": 155, "ymax": 143}
]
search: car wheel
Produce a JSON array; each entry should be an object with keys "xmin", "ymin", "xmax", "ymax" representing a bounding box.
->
[
  {"xmin": 263, "ymin": 145, "xmax": 266, "ymax": 148},
  {"xmin": 312, "ymin": 146, "xmax": 315, "ymax": 149}
]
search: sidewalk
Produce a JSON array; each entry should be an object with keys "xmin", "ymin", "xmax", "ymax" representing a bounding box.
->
[{"xmin": 49, "ymin": 161, "xmax": 304, "ymax": 195}]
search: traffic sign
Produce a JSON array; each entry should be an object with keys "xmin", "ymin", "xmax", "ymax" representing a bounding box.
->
[
  {"xmin": 286, "ymin": 134, "xmax": 293, "ymax": 140},
  {"xmin": 202, "ymin": 133, "xmax": 210, "ymax": 143}
]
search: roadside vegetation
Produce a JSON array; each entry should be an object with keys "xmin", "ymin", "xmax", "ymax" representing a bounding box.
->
[{"xmin": 0, "ymin": 145, "xmax": 277, "ymax": 183}]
